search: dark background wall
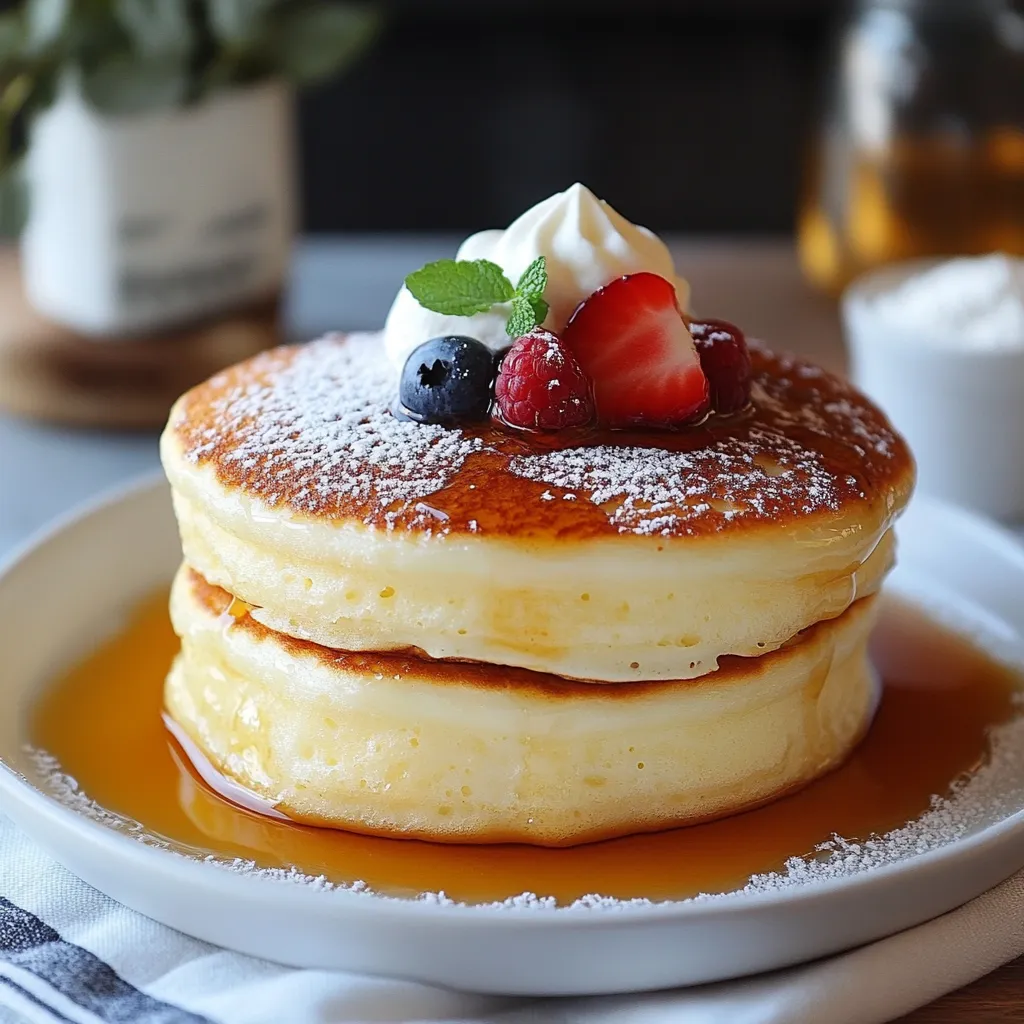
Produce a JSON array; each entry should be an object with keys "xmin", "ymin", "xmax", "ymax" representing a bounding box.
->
[{"xmin": 298, "ymin": 0, "xmax": 835, "ymax": 234}]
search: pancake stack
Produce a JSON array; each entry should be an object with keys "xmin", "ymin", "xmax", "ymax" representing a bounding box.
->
[{"xmin": 160, "ymin": 332, "xmax": 913, "ymax": 847}]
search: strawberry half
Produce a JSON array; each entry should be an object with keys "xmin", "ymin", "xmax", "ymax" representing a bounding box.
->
[{"xmin": 562, "ymin": 273, "xmax": 709, "ymax": 429}]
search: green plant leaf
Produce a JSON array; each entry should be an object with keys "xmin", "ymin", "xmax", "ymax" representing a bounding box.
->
[
  {"xmin": 0, "ymin": 73, "xmax": 32, "ymax": 123},
  {"xmin": 25, "ymin": 0, "xmax": 68, "ymax": 53},
  {"xmin": 80, "ymin": 53, "xmax": 188, "ymax": 114},
  {"xmin": 0, "ymin": 70, "xmax": 50, "ymax": 190},
  {"xmin": 30, "ymin": 63, "xmax": 59, "ymax": 110},
  {"xmin": 208, "ymin": 0, "xmax": 276, "ymax": 45},
  {"xmin": 506, "ymin": 294, "xmax": 541, "ymax": 338},
  {"xmin": 63, "ymin": 8, "xmax": 131, "ymax": 67},
  {"xmin": 0, "ymin": 161, "xmax": 27, "ymax": 236},
  {"xmin": 270, "ymin": 3, "xmax": 378, "ymax": 85},
  {"xmin": 114, "ymin": 0, "xmax": 191, "ymax": 56},
  {"xmin": 0, "ymin": 13, "xmax": 25, "ymax": 66},
  {"xmin": 405, "ymin": 258, "xmax": 515, "ymax": 317}
]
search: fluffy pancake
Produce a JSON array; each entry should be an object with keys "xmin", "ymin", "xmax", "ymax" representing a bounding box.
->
[
  {"xmin": 167, "ymin": 566, "xmax": 880, "ymax": 847},
  {"xmin": 161, "ymin": 332, "xmax": 911, "ymax": 682}
]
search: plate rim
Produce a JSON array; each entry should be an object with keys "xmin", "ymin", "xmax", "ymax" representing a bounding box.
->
[{"xmin": 3, "ymin": 474, "xmax": 1024, "ymax": 927}]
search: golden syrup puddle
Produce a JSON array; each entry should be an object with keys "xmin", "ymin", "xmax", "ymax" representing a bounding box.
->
[{"xmin": 29, "ymin": 591, "xmax": 1021, "ymax": 906}]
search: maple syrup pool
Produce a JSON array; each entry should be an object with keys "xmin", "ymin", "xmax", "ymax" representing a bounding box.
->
[{"xmin": 27, "ymin": 590, "xmax": 1023, "ymax": 906}]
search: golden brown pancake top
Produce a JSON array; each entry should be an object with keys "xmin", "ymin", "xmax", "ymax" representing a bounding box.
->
[{"xmin": 171, "ymin": 333, "xmax": 913, "ymax": 540}]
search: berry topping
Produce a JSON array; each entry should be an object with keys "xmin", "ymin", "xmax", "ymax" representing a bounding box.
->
[
  {"xmin": 562, "ymin": 272, "xmax": 709, "ymax": 429},
  {"xmin": 689, "ymin": 319, "xmax": 752, "ymax": 415},
  {"xmin": 494, "ymin": 329, "xmax": 595, "ymax": 430},
  {"xmin": 492, "ymin": 344, "xmax": 512, "ymax": 372},
  {"xmin": 398, "ymin": 336, "xmax": 495, "ymax": 424}
]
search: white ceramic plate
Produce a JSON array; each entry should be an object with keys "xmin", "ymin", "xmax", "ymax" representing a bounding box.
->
[{"xmin": 3, "ymin": 478, "xmax": 1024, "ymax": 997}]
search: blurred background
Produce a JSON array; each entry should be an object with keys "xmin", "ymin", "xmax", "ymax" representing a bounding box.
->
[
  {"xmin": 0, "ymin": 0, "xmax": 1022, "ymax": 535},
  {"xmin": 298, "ymin": 0, "xmax": 826, "ymax": 236}
]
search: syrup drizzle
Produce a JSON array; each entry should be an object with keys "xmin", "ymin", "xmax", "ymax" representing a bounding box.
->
[
  {"xmin": 170, "ymin": 334, "xmax": 911, "ymax": 539},
  {"xmin": 29, "ymin": 591, "xmax": 1021, "ymax": 906}
]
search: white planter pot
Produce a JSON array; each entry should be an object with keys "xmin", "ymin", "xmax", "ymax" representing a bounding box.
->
[{"xmin": 21, "ymin": 79, "xmax": 296, "ymax": 337}]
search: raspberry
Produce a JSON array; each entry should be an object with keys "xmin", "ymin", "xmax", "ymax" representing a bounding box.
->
[{"xmin": 494, "ymin": 329, "xmax": 595, "ymax": 430}]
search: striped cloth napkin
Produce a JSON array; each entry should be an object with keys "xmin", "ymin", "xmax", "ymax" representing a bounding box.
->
[{"xmin": 3, "ymin": 811, "xmax": 1024, "ymax": 1024}]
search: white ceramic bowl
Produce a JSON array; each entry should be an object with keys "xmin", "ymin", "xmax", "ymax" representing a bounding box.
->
[
  {"xmin": 843, "ymin": 259, "xmax": 1024, "ymax": 522},
  {"xmin": 3, "ymin": 478, "xmax": 1024, "ymax": 995}
]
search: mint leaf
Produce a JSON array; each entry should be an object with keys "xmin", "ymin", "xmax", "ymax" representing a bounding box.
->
[
  {"xmin": 506, "ymin": 294, "xmax": 540, "ymax": 338},
  {"xmin": 515, "ymin": 256, "xmax": 548, "ymax": 327},
  {"xmin": 405, "ymin": 259, "xmax": 515, "ymax": 317},
  {"xmin": 527, "ymin": 296, "xmax": 549, "ymax": 325},
  {"xmin": 516, "ymin": 256, "xmax": 547, "ymax": 301},
  {"xmin": 403, "ymin": 253, "xmax": 549, "ymax": 334}
]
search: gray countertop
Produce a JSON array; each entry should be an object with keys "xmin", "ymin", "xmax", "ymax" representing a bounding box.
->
[{"xmin": 0, "ymin": 236, "xmax": 841, "ymax": 556}]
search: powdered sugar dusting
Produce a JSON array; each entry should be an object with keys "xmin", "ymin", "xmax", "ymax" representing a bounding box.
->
[
  {"xmin": 175, "ymin": 333, "xmax": 483, "ymax": 530},
  {"xmin": 173, "ymin": 334, "xmax": 909, "ymax": 540},
  {"xmin": 716, "ymin": 699, "xmax": 1024, "ymax": 900},
  {"xmin": 510, "ymin": 428, "xmax": 839, "ymax": 537},
  {"xmin": 510, "ymin": 344, "xmax": 904, "ymax": 537}
]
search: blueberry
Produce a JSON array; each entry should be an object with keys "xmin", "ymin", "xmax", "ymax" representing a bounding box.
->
[{"xmin": 398, "ymin": 336, "xmax": 495, "ymax": 424}]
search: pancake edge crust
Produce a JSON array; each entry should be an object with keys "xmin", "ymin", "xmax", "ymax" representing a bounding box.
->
[
  {"xmin": 161, "ymin": 332, "xmax": 913, "ymax": 682},
  {"xmin": 164, "ymin": 332, "xmax": 914, "ymax": 542},
  {"xmin": 167, "ymin": 472, "xmax": 897, "ymax": 682},
  {"xmin": 166, "ymin": 566, "xmax": 881, "ymax": 847}
]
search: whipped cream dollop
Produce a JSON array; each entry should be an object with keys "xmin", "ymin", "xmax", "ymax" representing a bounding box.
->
[{"xmin": 383, "ymin": 183, "xmax": 690, "ymax": 369}]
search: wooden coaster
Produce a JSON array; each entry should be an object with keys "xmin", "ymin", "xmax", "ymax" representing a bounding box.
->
[{"xmin": 0, "ymin": 249, "xmax": 283, "ymax": 430}]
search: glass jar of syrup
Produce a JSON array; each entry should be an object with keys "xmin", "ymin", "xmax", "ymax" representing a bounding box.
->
[{"xmin": 798, "ymin": 0, "xmax": 1024, "ymax": 295}]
